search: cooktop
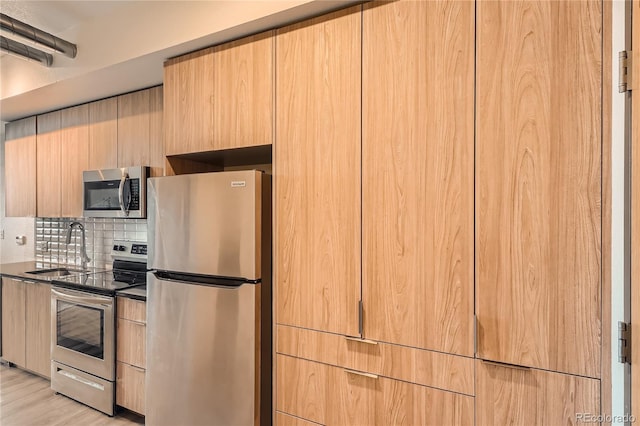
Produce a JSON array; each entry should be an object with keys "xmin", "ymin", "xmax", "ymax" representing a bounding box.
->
[{"xmin": 52, "ymin": 240, "xmax": 148, "ymax": 296}]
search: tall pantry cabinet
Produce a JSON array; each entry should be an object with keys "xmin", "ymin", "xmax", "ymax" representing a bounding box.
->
[{"xmin": 275, "ymin": 0, "xmax": 604, "ymax": 424}]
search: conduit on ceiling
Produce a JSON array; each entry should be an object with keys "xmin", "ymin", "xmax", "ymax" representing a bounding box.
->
[{"xmin": 0, "ymin": 35, "xmax": 52, "ymax": 67}]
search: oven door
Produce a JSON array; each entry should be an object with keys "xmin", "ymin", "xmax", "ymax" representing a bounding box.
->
[{"xmin": 51, "ymin": 287, "xmax": 115, "ymax": 380}]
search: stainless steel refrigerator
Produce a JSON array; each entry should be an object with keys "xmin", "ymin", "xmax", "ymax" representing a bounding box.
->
[{"xmin": 146, "ymin": 170, "xmax": 271, "ymax": 426}]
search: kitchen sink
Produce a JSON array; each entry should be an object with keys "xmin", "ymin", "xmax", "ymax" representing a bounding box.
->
[{"xmin": 25, "ymin": 267, "xmax": 89, "ymax": 278}]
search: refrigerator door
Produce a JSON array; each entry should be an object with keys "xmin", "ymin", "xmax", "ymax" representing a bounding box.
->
[
  {"xmin": 146, "ymin": 272, "xmax": 259, "ymax": 426},
  {"xmin": 148, "ymin": 170, "xmax": 263, "ymax": 280}
]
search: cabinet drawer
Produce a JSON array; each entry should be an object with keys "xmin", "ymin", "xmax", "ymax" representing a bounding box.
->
[
  {"xmin": 116, "ymin": 319, "xmax": 146, "ymax": 368},
  {"xmin": 276, "ymin": 354, "xmax": 473, "ymax": 426},
  {"xmin": 116, "ymin": 297, "xmax": 146, "ymax": 323},
  {"xmin": 276, "ymin": 325, "xmax": 474, "ymax": 396},
  {"xmin": 116, "ymin": 361, "xmax": 145, "ymax": 415}
]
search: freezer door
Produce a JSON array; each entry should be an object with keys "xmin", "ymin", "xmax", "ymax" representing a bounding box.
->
[
  {"xmin": 145, "ymin": 272, "xmax": 260, "ymax": 426},
  {"xmin": 148, "ymin": 170, "xmax": 263, "ymax": 280}
]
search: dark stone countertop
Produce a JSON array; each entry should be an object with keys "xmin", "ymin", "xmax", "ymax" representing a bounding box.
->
[
  {"xmin": 0, "ymin": 261, "xmax": 106, "ymax": 284},
  {"xmin": 116, "ymin": 285, "xmax": 147, "ymax": 302}
]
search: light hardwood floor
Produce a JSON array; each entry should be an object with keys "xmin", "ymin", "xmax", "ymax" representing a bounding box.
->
[{"xmin": 0, "ymin": 364, "xmax": 144, "ymax": 425}]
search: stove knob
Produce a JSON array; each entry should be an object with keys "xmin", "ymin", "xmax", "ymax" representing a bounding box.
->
[{"xmin": 113, "ymin": 245, "xmax": 119, "ymax": 251}]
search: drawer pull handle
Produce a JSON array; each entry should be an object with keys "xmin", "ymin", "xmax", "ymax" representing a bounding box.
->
[
  {"xmin": 344, "ymin": 369, "xmax": 378, "ymax": 379},
  {"xmin": 344, "ymin": 336, "xmax": 378, "ymax": 345},
  {"xmin": 481, "ymin": 359, "xmax": 531, "ymax": 371}
]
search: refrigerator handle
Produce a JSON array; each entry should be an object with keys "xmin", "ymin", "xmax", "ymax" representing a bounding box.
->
[{"xmin": 151, "ymin": 271, "xmax": 249, "ymax": 289}]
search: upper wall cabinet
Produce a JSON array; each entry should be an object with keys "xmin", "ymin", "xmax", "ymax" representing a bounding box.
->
[
  {"xmin": 4, "ymin": 117, "xmax": 37, "ymax": 217},
  {"xmin": 118, "ymin": 86, "xmax": 164, "ymax": 177},
  {"xmin": 60, "ymin": 104, "xmax": 89, "ymax": 218},
  {"xmin": 36, "ymin": 111, "xmax": 62, "ymax": 218},
  {"xmin": 164, "ymin": 30, "xmax": 274, "ymax": 156},
  {"xmin": 89, "ymin": 97, "xmax": 118, "ymax": 170},
  {"xmin": 361, "ymin": 0, "xmax": 475, "ymax": 356},
  {"xmin": 476, "ymin": 0, "xmax": 602, "ymax": 378},
  {"xmin": 213, "ymin": 32, "xmax": 274, "ymax": 150},
  {"xmin": 275, "ymin": 7, "xmax": 362, "ymax": 336}
]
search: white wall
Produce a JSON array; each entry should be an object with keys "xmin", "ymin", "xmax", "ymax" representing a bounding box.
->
[{"xmin": 0, "ymin": 121, "xmax": 36, "ymax": 264}]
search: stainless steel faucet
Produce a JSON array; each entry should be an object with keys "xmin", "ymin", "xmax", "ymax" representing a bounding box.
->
[{"xmin": 66, "ymin": 221, "xmax": 91, "ymax": 269}]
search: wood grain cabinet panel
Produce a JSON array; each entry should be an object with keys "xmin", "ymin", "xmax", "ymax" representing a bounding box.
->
[
  {"xmin": 60, "ymin": 104, "xmax": 89, "ymax": 218},
  {"xmin": 277, "ymin": 354, "xmax": 473, "ymax": 426},
  {"xmin": 4, "ymin": 117, "xmax": 37, "ymax": 217},
  {"xmin": 88, "ymin": 97, "xmax": 118, "ymax": 170},
  {"xmin": 36, "ymin": 111, "xmax": 62, "ymax": 217},
  {"xmin": 476, "ymin": 0, "xmax": 602, "ymax": 378},
  {"xmin": 362, "ymin": 0, "xmax": 475, "ymax": 356},
  {"xmin": 1, "ymin": 278, "xmax": 26, "ymax": 368},
  {"xmin": 476, "ymin": 360, "xmax": 600, "ymax": 425},
  {"xmin": 118, "ymin": 90, "xmax": 150, "ymax": 168},
  {"xmin": 116, "ymin": 319, "xmax": 146, "ymax": 369},
  {"xmin": 25, "ymin": 282, "xmax": 52, "ymax": 379},
  {"xmin": 276, "ymin": 412, "xmax": 319, "ymax": 426},
  {"xmin": 164, "ymin": 48, "xmax": 215, "ymax": 156},
  {"xmin": 275, "ymin": 6, "xmax": 362, "ymax": 337},
  {"xmin": 115, "ymin": 296, "xmax": 146, "ymax": 414},
  {"xmin": 116, "ymin": 362, "xmax": 145, "ymax": 415},
  {"xmin": 276, "ymin": 324, "xmax": 474, "ymax": 396},
  {"xmin": 213, "ymin": 31, "xmax": 274, "ymax": 149},
  {"xmin": 149, "ymin": 85, "xmax": 164, "ymax": 177}
]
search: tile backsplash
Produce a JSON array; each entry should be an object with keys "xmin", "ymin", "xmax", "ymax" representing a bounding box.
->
[{"xmin": 35, "ymin": 218, "xmax": 147, "ymax": 269}]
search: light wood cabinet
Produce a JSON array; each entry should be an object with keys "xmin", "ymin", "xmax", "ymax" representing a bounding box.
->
[
  {"xmin": 276, "ymin": 354, "xmax": 474, "ymax": 426},
  {"xmin": 476, "ymin": 360, "xmax": 600, "ymax": 425},
  {"xmin": 361, "ymin": 0, "xmax": 474, "ymax": 356},
  {"xmin": 36, "ymin": 111, "xmax": 62, "ymax": 217},
  {"xmin": 25, "ymin": 282, "xmax": 52, "ymax": 379},
  {"xmin": 116, "ymin": 296, "xmax": 146, "ymax": 415},
  {"xmin": 476, "ymin": 0, "xmax": 602, "ymax": 378},
  {"xmin": 1, "ymin": 278, "xmax": 26, "ymax": 367},
  {"xmin": 60, "ymin": 104, "xmax": 89, "ymax": 218},
  {"xmin": 4, "ymin": 117, "xmax": 37, "ymax": 217},
  {"xmin": 164, "ymin": 48, "xmax": 215, "ymax": 156},
  {"xmin": 164, "ymin": 31, "xmax": 274, "ymax": 156},
  {"xmin": 118, "ymin": 87, "xmax": 164, "ymax": 177},
  {"xmin": 88, "ymin": 97, "xmax": 118, "ymax": 170},
  {"xmin": 275, "ymin": 6, "xmax": 362, "ymax": 337},
  {"xmin": 213, "ymin": 31, "xmax": 274, "ymax": 150},
  {"xmin": 1, "ymin": 279, "xmax": 51, "ymax": 379}
]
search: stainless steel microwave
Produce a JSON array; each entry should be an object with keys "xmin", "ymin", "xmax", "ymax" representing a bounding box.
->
[{"xmin": 83, "ymin": 166, "xmax": 148, "ymax": 218}]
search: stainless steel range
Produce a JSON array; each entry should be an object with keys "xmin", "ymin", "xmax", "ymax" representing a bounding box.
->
[{"xmin": 50, "ymin": 240, "xmax": 147, "ymax": 416}]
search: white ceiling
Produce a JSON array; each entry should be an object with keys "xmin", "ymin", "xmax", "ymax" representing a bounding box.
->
[{"xmin": 0, "ymin": 0, "xmax": 357, "ymax": 122}]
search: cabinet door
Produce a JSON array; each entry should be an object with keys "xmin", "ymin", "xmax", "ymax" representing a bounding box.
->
[
  {"xmin": 476, "ymin": 361, "xmax": 600, "ymax": 425},
  {"xmin": 89, "ymin": 97, "xmax": 118, "ymax": 170},
  {"xmin": 149, "ymin": 85, "xmax": 164, "ymax": 177},
  {"xmin": 4, "ymin": 117, "xmax": 37, "ymax": 217},
  {"xmin": 164, "ymin": 48, "xmax": 215, "ymax": 155},
  {"xmin": 275, "ymin": 6, "xmax": 362, "ymax": 336},
  {"xmin": 362, "ymin": 0, "xmax": 474, "ymax": 355},
  {"xmin": 118, "ymin": 89, "xmax": 150, "ymax": 168},
  {"xmin": 214, "ymin": 31, "xmax": 274, "ymax": 149},
  {"xmin": 36, "ymin": 111, "xmax": 62, "ymax": 217},
  {"xmin": 276, "ymin": 354, "xmax": 473, "ymax": 426},
  {"xmin": 1, "ymin": 278, "xmax": 26, "ymax": 367},
  {"xmin": 25, "ymin": 282, "xmax": 51, "ymax": 378},
  {"xmin": 61, "ymin": 104, "xmax": 89, "ymax": 218},
  {"xmin": 476, "ymin": 0, "xmax": 601, "ymax": 377}
]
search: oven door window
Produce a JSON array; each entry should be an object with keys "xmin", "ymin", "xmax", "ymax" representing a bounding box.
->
[{"xmin": 56, "ymin": 301, "xmax": 104, "ymax": 359}]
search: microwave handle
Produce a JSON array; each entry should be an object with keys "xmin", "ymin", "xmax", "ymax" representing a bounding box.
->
[{"xmin": 118, "ymin": 174, "xmax": 129, "ymax": 216}]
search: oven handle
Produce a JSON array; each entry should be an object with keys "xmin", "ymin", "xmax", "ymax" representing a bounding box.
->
[{"xmin": 51, "ymin": 288, "xmax": 112, "ymax": 307}]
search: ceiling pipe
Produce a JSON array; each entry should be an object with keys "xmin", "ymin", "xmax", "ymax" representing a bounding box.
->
[
  {"xmin": 0, "ymin": 35, "xmax": 53, "ymax": 67},
  {"xmin": 0, "ymin": 13, "xmax": 76, "ymax": 58}
]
